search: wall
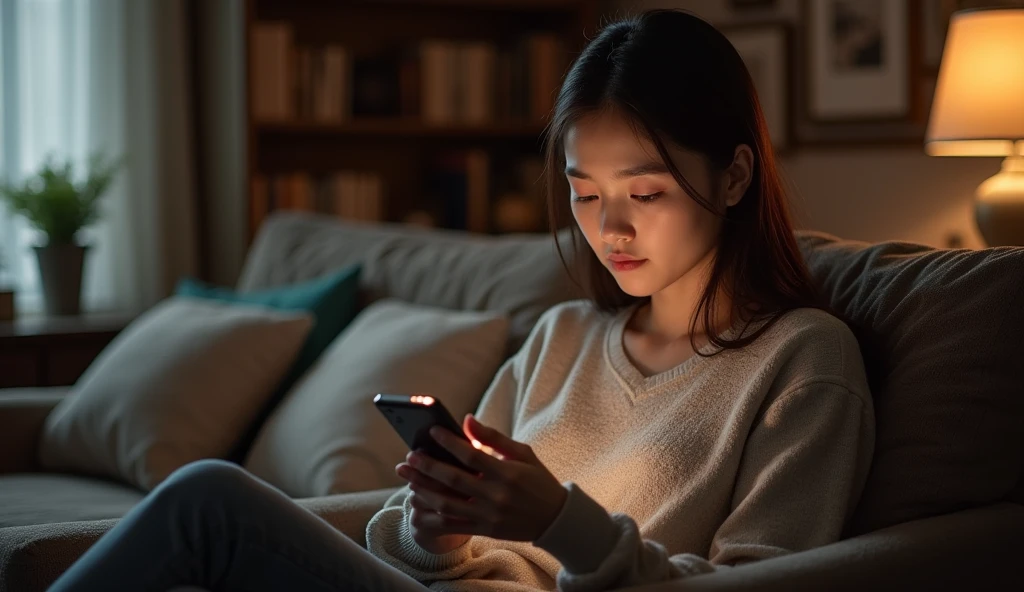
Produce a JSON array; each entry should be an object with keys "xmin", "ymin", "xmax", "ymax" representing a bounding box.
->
[{"xmin": 608, "ymin": 0, "xmax": 1003, "ymax": 248}]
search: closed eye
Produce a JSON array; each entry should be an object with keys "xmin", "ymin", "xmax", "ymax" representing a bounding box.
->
[
  {"xmin": 571, "ymin": 192, "xmax": 664, "ymax": 204},
  {"xmin": 633, "ymin": 192, "xmax": 663, "ymax": 203}
]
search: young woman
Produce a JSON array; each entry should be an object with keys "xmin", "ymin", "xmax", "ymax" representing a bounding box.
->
[{"xmin": 50, "ymin": 9, "xmax": 874, "ymax": 592}]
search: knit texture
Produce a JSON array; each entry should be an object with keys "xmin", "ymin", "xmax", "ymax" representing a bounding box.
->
[{"xmin": 366, "ymin": 299, "xmax": 875, "ymax": 591}]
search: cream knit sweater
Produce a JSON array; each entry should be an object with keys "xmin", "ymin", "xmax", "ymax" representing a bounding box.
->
[{"xmin": 366, "ymin": 299, "xmax": 875, "ymax": 591}]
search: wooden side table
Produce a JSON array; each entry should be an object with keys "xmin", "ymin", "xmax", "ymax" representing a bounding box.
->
[{"xmin": 0, "ymin": 311, "xmax": 136, "ymax": 388}]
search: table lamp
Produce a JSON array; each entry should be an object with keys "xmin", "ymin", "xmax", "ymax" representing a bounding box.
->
[{"xmin": 925, "ymin": 8, "xmax": 1024, "ymax": 246}]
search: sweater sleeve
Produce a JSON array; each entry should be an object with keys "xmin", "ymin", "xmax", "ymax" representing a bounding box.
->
[
  {"xmin": 364, "ymin": 353, "xmax": 523, "ymax": 579},
  {"xmin": 532, "ymin": 381, "xmax": 874, "ymax": 592}
]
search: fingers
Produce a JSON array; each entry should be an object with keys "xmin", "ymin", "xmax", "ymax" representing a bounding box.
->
[
  {"xmin": 403, "ymin": 449, "xmax": 497, "ymax": 501},
  {"xmin": 395, "ymin": 461, "xmax": 469, "ymax": 500},
  {"xmin": 464, "ymin": 415, "xmax": 535, "ymax": 463},
  {"xmin": 409, "ymin": 500, "xmax": 475, "ymax": 536},
  {"xmin": 409, "ymin": 493, "xmax": 467, "ymax": 519},
  {"xmin": 409, "ymin": 503, "xmax": 480, "ymax": 536},
  {"xmin": 429, "ymin": 428, "xmax": 506, "ymax": 476},
  {"xmin": 409, "ymin": 482, "xmax": 493, "ymax": 526}
]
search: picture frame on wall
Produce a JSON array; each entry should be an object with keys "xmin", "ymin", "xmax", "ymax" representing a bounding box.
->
[
  {"xmin": 730, "ymin": 0, "xmax": 778, "ymax": 8},
  {"xmin": 807, "ymin": 0, "xmax": 911, "ymax": 121},
  {"xmin": 722, "ymin": 23, "xmax": 793, "ymax": 152},
  {"xmin": 796, "ymin": 0, "xmax": 927, "ymax": 145}
]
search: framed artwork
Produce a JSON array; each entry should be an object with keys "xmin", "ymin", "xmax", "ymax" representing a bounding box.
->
[
  {"xmin": 722, "ymin": 23, "xmax": 793, "ymax": 152},
  {"xmin": 730, "ymin": 0, "xmax": 778, "ymax": 8},
  {"xmin": 795, "ymin": 0, "xmax": 927, "ymax": 145}
]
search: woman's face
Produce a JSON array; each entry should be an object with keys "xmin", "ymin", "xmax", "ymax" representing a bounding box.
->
[{"xmin": 564, "ymin": 110, "xmax": 737, "ymax": 299}]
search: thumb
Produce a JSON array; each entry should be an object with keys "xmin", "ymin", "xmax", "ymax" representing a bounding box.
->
[{"xmin": 463, "ymin": 414, "xmax": 528, "ymax": 461}]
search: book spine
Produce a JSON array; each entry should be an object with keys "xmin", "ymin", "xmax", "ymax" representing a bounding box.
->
[
  {"xmin": 421, "ymin": 41, "xmax": 450, "ymax": 124},
  {"xmin": 464, "ymin": 43, "xmax": 496, "ymax": 125},
  {"xmin": 466, "ymin": 150, "xmax": 490, "ymax": 233},
  {"xmin": 251, "ymin": 23, "xmax": 294, "ymax": 120}
]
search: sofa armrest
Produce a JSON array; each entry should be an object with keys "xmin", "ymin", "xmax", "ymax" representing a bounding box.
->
[
  {"xmin": 0, "ymin": 389, "xmax": 67, "ymax": 475},
  {"xmin": 619, "ymin": 502, "xmax": 1024, "ymax": 592},
  {"xmin": 0, "ymin": 517, "xmax": 118, "ymax": 592},
  {"xmin": 295, "ymin": 485, "xmax": 402, "ymax": 547}
]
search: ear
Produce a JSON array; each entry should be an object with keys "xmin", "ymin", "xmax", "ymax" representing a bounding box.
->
[{"xmin": 720, "ymin": 144, "xmax": 754, "ymax": 208}]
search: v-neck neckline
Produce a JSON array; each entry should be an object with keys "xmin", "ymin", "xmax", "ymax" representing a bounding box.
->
[{"xmin": 605, "ymin": 300, "xmax": 747, "ymax": 400}]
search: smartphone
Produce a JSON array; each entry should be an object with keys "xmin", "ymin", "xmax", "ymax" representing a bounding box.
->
[{"xmin": 373, "ymin": 393, "xmax": 475, "ymax": 473}]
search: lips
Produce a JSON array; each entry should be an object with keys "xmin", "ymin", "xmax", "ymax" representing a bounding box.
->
[{"xmin": 607, "ymin": 254, "xmax": 648, "ymax": 272}]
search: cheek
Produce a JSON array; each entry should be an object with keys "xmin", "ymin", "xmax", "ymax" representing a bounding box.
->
[
  {"xmin": 640, "ymin": 201, "xmax": 712, "ymax": 254},
  {"xmin": 571, "ymin": 204, "xmax": 596, "ymax": 235},
  {"xmin": 571, "ymin": 205, "xmax": 606, "ymax": 252},
  {"xmin": 637, "ymin": 200, "xmax": 683, "ymax": 232}
]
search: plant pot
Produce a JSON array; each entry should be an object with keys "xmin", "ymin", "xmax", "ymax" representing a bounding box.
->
[
  {"xmin": 0, "ymin": 288, "xmax": 13, "ymax": 321},
  {"xmin": 34, "ymin": 244, "xmax": 88, "ymax": 316}
]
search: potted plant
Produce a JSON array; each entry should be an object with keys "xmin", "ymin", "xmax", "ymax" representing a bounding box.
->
[{"xmin": 0, "ymin": 152, "xmax": 121, "ymax": 316}]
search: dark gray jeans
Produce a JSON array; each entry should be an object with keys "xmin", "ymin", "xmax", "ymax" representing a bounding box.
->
[{"xmin": 47, "ymin": 459, "xmax": 430, "ymax": 592}]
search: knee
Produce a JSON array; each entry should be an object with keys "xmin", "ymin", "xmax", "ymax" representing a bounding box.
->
[{"xmin": 153, "ymin": 459, "xmax": 252, "ymax": 502}]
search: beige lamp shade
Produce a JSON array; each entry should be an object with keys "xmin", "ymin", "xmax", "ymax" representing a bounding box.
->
[{"xmin": 925, "ymin": 9, "xmax": 1024, "ymax": 157}]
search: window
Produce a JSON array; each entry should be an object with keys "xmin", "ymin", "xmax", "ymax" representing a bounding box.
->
[{"xmin": 0, "ymin": 0, "xmax": 120, "ymax": 314}]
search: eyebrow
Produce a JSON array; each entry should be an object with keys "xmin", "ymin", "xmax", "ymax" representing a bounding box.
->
[{"xmin": 564, "ymin": 161, "xmax": 671, "ymax": 181}]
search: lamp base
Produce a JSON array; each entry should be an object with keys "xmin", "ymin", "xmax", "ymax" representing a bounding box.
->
[{"xmin": 975, "ymin": 155, "xmax": 1024, "ymax": 247}]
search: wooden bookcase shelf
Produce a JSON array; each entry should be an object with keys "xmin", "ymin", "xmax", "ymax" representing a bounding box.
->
[
  {"xmin": 244, "ymin": 0, "xmax": 596, "ymax": 242},
  {"xmin": 255, "ymin": 119, "xmax": 548, "ymax": 138}
]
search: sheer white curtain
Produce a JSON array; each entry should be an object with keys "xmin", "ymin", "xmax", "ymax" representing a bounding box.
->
[{"xmin": 0, "ymin": 0, "xmax": 199, "ymax": 315}]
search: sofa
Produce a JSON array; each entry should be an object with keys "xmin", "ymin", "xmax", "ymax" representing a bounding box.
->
[{"xmin": 2, "ymin": 211, "xmax": 1022, "ymax": 591}]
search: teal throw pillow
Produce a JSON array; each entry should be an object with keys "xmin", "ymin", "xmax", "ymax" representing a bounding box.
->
[{"xmin": 175, "ymin": 264, "xmax": 362, "ymax": 387}]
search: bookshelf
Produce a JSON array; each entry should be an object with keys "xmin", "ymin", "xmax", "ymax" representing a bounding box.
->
[{"xmin": 244, "ymin": 0, "xmax": 597, "ymax": 242}]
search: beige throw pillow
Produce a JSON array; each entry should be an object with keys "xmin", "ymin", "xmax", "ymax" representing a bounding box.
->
[
  {"xmin": 38, "ymin": 296, "xmax": 313, "ymax": 491},
  {"xmin": 244, "ymin": 299, "xmax": 510, "ymax": 498}
]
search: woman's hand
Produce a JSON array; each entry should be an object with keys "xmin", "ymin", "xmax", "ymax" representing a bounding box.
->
[{"xmin": 395, "ymin": 414, "xmax": 568, "ymax": 547}]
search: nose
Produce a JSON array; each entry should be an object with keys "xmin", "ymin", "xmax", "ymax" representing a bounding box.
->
[{"xmin": 599, "ymin": 200, "xmax": 635, "ymax": 244}]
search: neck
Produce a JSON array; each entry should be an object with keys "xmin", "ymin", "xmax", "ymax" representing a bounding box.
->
[{"xmin": 636, "ymin": 247, "xmax": 734, "ymax": 343}]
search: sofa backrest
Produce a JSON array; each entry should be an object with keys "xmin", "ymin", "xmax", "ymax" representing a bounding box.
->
[
  {"xmin": 237, "ymin": 212, "xmax": 585, "ymax": 355},
  {"xmin": 239, "ymin": 212, "xmax": 1024, "ymax": 535},
  {"xmin": 797, "ymin": 230, "xmax": 1024, "ymax": 536}
]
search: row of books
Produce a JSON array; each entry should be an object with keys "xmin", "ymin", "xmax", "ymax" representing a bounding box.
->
[
  {"xmin": 426, "ymin": 149, "xmax": 491, "ymax": 231},
  {"xmin": 250, "ymin": 22, "xmax": 567, "ymax": 124},
  {"xmin": 405, "ymin": 151, "xmax": 547, "ymax": 232},
  {"xmin": 418, "ymin": 36, "xmax": 564, "ymax": 124},
  {"xmin": 250, "ymin": 172, "xmax": 386, "ymax": 227},
  {"xmin": 250, "ymin": 153, "xmax": 546, "ymax": 233}
]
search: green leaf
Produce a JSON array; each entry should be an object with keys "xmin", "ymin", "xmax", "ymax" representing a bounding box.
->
[{"xmin": 0, "ymin": 151, "xmax": 122, "ymax": 246}]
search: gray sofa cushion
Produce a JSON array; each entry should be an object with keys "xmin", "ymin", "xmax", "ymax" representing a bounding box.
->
[
  {"xmin": 236, "ymin": 212, "xmax": 584, "ymax": 355},
  {"xmin": 796, "ymin": 231, "xmax": 1024, "ymax": 536},
  {"xmin": 0, "ymin": 474, "xmax": 143, "ymax": 528}
]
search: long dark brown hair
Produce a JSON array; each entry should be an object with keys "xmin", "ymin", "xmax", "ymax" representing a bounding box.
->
[{"xmin": 545, "ymin": 9, "xmax": 830, "ymax": 355}]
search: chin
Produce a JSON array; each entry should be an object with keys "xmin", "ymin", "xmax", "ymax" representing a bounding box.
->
[
  {"xmin": 619, "ymin": 286, "xmax": 653, "ymax": 298},
  {"xmin": 610, "ymin": 275, "xmax": 656, "ymax": 298}
]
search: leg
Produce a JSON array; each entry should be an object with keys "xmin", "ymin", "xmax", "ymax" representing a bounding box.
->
[{"xmin": 48, "ymin": 459, "xmax": 429, "ymax": 592}]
